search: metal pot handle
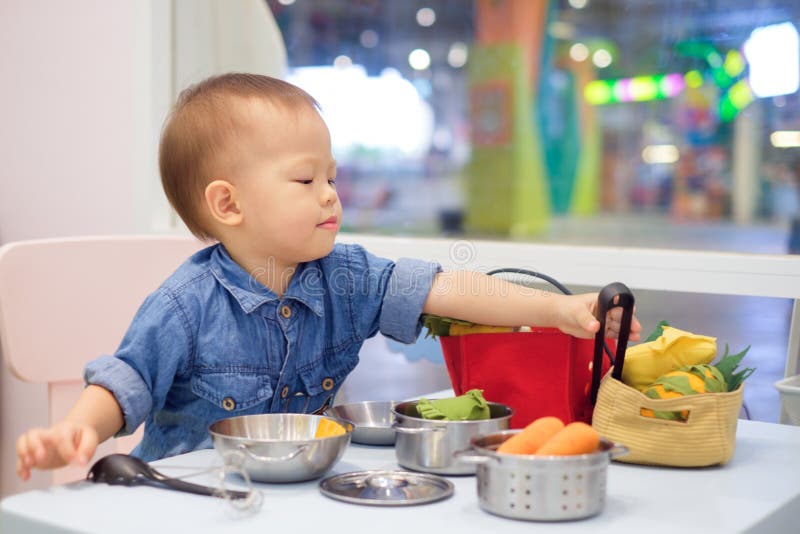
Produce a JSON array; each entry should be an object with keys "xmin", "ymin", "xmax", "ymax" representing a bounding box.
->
[
  {"xmin": 236, "ymin": 443, "xmax": 309, "ymax": 463},
  {"xmin": 452, "ymin": 448, "xmax": 498, "ymax": 464},
  {"xmin": 390, "ymin": 422, "xmax": 446, "ymax": 434},
  {"xmin": 608, "ymin": 443, "xmax": 630, "ymax": 459}
]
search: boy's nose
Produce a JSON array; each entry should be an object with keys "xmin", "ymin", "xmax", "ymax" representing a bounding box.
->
[{"xmin": 320, "ymin": 186, "xmax": 338, "ymax": 206}]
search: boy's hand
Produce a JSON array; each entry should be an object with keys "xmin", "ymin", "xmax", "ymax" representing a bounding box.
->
[
  {"xmin": 16, "ymin": 422, "xmax": 99, "ymax": 481},
  {"xmin": 556, "ymin": 293, "xmax": 642, "ymax": 341}
]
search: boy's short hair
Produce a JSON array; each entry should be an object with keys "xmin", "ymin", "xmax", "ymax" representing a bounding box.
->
[{"xmin": 159, "ymin": 73, "xmax": 319, "ymax": 240}]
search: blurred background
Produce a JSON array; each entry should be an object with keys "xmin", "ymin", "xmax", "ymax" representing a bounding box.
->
[
  {"xmin": 5, "ymin": 0, "xmax": 800, "ymax": 249},
  {"xmin": 266, "ymin": 0, "xmax": 800, "ymax": 251}
]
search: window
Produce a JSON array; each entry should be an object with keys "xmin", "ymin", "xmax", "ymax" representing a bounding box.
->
[{"xmin": 267, "ymin": 0, "xmax": 800, "ymax": 254}]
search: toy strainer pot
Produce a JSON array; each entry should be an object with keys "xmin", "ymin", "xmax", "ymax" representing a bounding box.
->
[{"xmin": 454, "ymin": 430, "xmax": 628, "ymax": 521}]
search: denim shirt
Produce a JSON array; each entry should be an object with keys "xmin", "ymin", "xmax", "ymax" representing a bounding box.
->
[{"xmin": 84, "ymin": 243, "xmax": 441, "ymax": 461}]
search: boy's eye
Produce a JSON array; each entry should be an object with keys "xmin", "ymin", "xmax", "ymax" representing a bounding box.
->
[
  {"xmin": 328, "ymin": 179, "xmax": 336, "ymax": 186},
  {"xmin": 296, "ymin": 179, "xmax": 313, "ymax": 185}
]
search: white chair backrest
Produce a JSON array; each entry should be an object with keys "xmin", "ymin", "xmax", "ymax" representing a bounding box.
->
[{"xmin": 0, "ymin": 235, "xmax": 204, "ymax": 485}]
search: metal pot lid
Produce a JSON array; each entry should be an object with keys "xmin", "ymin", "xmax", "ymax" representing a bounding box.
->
[{"xmin": 319, "ymin": 470, "xmax": 453, "ymax": 506}]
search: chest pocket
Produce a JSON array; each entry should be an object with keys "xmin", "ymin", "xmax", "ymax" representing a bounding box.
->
[
  {"xmin": 296, "ymin": 341, "xmax": 360, "ymax": 412},
  {"xmin": 191, "ymin": 370, "xmax": 273, "ymax": 414}
]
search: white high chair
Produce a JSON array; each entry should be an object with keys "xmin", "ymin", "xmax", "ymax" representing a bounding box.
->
[{"xmin": 0, "ymin": 235, "xmax": 204, "ymax": 487}]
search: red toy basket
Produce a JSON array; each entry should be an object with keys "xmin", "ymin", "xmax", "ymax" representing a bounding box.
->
[{"xmin": 438, "ymin": 271, "xmax": 629, "ymax": 429}]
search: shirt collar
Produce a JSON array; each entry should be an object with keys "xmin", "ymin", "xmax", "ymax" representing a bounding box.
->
[{"xmin": 209, "ymin": 244, "xmax": 324, "ymax": 317}]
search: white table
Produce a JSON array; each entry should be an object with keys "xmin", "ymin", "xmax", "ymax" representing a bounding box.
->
[{"xmin": 2, "ymin": 419, "xmax": 799, "ymax": 534}]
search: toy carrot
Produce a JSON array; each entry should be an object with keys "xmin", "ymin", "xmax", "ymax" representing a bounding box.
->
[
  {"xmin": 536, "ymin": 422, "xmax": 600, "ymax": 456},
  {"xmin": 497, "ymin": 416, "xmax": 564, "ymax": 455}
]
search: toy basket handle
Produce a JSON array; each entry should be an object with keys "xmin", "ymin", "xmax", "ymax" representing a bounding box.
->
[{"xmin": 486, "ymin": 268, "xmax": 616, "ymax": 366}]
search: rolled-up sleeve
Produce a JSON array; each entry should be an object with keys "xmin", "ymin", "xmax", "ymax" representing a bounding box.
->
[
  {"xmin": 379, "ymin": 257, "xmax": 442, "ymax": 344},
  {"xmin": 84, "ymin": 289, "xmax": 192, "ymax": 436},
  {"xmin": 84, "ymin": 356, "xmax": 151, "ymax": 436},
  {"xmin": 333, "ymin": 245, "xmax": 441, "ymax": 344}
]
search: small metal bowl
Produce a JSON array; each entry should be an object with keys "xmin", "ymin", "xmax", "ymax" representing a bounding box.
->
[
  {"xmin": 326, "ymin": 401, "xmax": 398, "ymax": 446},
  {"xmin": 208, "ymin": 413, "xmax": 353, "ymax": 483}
]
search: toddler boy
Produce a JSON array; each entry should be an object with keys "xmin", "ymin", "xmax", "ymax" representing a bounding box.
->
[{"xmin": 17, "ymin": 73, "xmax": 639, "ymax": 479}]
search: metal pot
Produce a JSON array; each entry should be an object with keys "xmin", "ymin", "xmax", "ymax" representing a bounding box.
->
[
  {"xmin": 391, "ymin": 400, "xmax": 513, "ymax": 475},
  {"xmin": 208, "ymin": 414, "xmax": 353, "ymax": 483},
  {"xmin": 455, "ymin": 430, "xmax": 628, "ymax": 521}
]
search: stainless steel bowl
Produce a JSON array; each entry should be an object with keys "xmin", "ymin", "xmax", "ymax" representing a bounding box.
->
[
  {"xmin": 392, "ymin": 400, "xmax": 513, "ymax": 475},
  {"xmin": 455, "ymin": 430, "xmax": 628, "ymax": 521},
  {"xmin": 208, "ymin": 414, "xmax": 353, "ymax": 483},
  {"xmin": 326, "ymin": 401, "xmax": 398, "ymax": 445}
]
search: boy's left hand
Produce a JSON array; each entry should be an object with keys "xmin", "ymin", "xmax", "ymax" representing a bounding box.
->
[{"xmin": 556, "ymin": 293, "xmax": 641, "ymax": 341}]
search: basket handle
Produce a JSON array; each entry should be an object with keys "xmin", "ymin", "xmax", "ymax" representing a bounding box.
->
[
  {"xmin": 591, "ymin": 282, "xmax": 635, "ymax": 404},
  {"xmin": 486, "ymin": 268, "xmax": 615, "ymax": 366}
]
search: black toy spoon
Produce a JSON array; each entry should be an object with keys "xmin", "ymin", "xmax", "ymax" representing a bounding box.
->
[{"xmin": 87, "ymin": 453, "xmax": 250, "ymax": 500}]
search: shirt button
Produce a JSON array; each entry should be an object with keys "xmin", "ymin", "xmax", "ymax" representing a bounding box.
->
[
  {"xmin": 321, "ymin": 377, "xmax": 335, "ymax": 391},
  {"xmin": 221, "ymin": 397, "xmax": 236, "ymax": 411},
  {"xmin": 281, "ymin": 385, "xmax": 289, "ymax": 398},
  {"xmin": 280, "ymin": 305, "xmax": 292, "ymax": 318}
]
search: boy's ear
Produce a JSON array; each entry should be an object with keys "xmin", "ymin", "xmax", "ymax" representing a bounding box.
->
[{"xmin": 204, "ymin": 180, "xmax": 243, "ymax": 227}]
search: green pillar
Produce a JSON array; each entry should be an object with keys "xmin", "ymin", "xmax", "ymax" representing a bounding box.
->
[{"xmin": 465, "ymin": 43, "xmax": 550, "ymax": 236}]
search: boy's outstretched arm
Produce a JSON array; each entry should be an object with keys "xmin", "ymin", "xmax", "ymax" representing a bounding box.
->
[
  {"xmin": 16, "ymin": 384, "xmax": 124, "ymax": 481},
  {"xmin": 422, "ymin": 271, "xmax": 641, "ymax": 341}
]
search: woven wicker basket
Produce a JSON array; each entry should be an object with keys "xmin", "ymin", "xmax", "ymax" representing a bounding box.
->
[{"xmin": 592, "ymin": 371, "xmax": 743, "ymax": 467}]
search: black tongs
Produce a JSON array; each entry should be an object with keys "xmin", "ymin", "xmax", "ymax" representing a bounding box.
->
[{"xmin": 590, "ymin": 282, "xmax": 635, "ymax": 404}]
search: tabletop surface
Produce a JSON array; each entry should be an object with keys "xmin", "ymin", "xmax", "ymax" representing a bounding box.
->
[{"xmin": 2, "ymin": 419, "xmax": 799, "ymax": 534}]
